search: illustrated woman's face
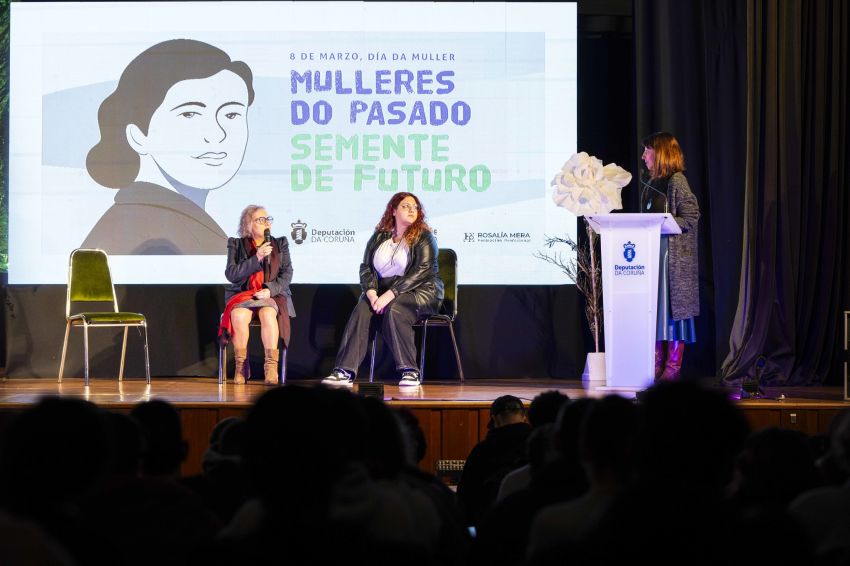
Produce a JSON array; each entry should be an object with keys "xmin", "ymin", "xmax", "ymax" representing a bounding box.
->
[{"xmin": 129, "ymin": 70, "xmax": 250, "ymax": 190}]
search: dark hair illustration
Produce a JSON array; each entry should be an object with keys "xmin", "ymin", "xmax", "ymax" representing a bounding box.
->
[{"xmin": 86, "ymin": 39, "xmax": 255, "ymax": 189}]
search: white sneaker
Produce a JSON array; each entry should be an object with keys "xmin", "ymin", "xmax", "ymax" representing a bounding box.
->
[
  {"xmin": 398, "ymin": 370, "xmax": 421, "ymax": 387},
  {"xmin": 322, "ymin": 369, "xmax": 353, "ymax": 387}
]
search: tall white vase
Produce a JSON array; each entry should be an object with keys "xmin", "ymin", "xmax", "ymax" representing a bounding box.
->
[{"xmin": 581, "ymin": 351, "xmax": 607, "ymax": 389}]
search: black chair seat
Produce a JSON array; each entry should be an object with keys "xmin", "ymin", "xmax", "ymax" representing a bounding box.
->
[{"xmin": 416, "ymin": 314, "xmax": 453, "ymax": 325}]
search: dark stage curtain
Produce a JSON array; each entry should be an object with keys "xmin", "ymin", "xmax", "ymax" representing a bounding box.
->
[
  {"xmin": 4, "ymin": 283, "xmax": 585, "ymax": 381},
  {"xmin": 632, "ymin": 0, "xmax": 748, "ymax": 378},
  {"xmin": 721, "ymin": 1, "xmax": 850, "ymax": 385}
]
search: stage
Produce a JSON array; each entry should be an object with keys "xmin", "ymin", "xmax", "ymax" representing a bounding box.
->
[{"xmin": 0, "ymin": 376, "xmax": 848, "ymax": 478}]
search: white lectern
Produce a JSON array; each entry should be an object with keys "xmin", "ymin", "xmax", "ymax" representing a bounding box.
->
[{"xmin": 585, "ymin": 213, "xmax": 681, "ymax": 392}]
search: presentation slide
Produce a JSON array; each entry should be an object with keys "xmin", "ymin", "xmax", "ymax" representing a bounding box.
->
[{"xmin": 9, "ymin": 1, "xmax": 577, "ymax": 284}]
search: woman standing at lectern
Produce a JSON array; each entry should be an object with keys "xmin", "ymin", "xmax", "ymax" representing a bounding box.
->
[{"xmin": 640, "ymin": 132, "xmax": 700, "ymax": 380}]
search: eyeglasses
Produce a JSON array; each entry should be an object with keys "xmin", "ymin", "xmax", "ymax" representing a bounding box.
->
[
  {"xmin": 253, "ymin": 216, "xmax": 274, "ymax": 224},
  {"xmin": 398, "ymin": 203, "xmax": 419, "ymax": 212}
]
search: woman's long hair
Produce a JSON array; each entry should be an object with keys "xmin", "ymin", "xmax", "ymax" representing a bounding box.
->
[
  {"xmin": 642, "ymin": 131, "xmax": 686, "ymax": 179},
  {"xmin": 374, "ymin": 192, "xmax": 431, "ymax": 246}
]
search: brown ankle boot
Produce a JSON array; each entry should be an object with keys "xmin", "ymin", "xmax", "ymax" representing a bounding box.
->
[
  {"xmin": 234, "ymin": 348, "xmax": 249, "ymax": 384},
  {"xmin": 263, "ymin": 348, "xmax": 280, "ymax": 385},
  {"xmin": 654, "ymin": 341, "xmax": 667, "ymax": 380},
  {"xmin": 660, "ymin": 340, "xmax": 685, "ymax": 380}
]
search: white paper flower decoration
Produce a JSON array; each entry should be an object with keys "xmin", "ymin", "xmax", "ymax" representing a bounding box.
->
[{"xmin": 551, "ymin": 152, "xmax": 632, "ymax": 216}]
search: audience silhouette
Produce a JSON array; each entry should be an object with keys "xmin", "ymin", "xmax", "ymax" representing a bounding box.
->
[
  {"xmin": 496, "ymin": 390, "xmax": 571, "ymax": 501},
  {"xmin": 0, "ymin": 380, "xmax": 840, "ymax": 566},
  {"xmin": 528, "ymin": 394, "xmax": 640, "ymax": 559},
  {"xmin": 789, "ymin": 408, "xmax": 850, "ymax": 564},
  {"xmin": 473, "ymin": 397, "xmax": 593, "ymax": 566},
  {"xmin": 457, "ymin": 395, "xmax": 531, "ymax": 527},
  {"xmin": 182, "ymin": 416, "xmax": 249, "ymax": 525}
]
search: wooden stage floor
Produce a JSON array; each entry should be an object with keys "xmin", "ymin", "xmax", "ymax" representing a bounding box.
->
[
  {"xmin": 0, "ymin": 376, "xmax": 847, "ymax": 407},
  {"xmin": 1, "ymin": 377, "xmax": 848, "ymax": 476},
  {"xmin": 0, "ymin": 377, "xmax": 605, "ymax": 407}
]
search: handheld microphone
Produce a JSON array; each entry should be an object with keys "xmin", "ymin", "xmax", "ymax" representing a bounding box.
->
[
  {"xmin": 262, "ymin": 228, "xmax": 272, "ymax": 278},
  {"xmin": 263, "ymin": 228, "xmax": 272, "ymax": 263}
]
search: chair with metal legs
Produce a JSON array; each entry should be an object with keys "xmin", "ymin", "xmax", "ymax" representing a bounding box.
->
[{"xmin": 58, "ymin": 248, "xmax": 151, "ymax": 386}]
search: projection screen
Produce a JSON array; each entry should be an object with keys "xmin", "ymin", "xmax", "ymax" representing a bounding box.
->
[{"xmin": 9, "ymin": 1, "xmax": 577, "ymax": 284}]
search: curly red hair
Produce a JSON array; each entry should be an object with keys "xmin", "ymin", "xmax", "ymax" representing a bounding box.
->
[{"xmin": 375, "ymin": 192, "xmax": 432, "ymax": 246}]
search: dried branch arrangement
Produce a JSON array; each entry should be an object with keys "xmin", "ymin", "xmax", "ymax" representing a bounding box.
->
[
  {"xmin": 540, "ymin": 151, "xmax": 632, "ymax": 354},
  {"xmin": 534, "ymin": 218, "xmax": 603, "ymax": 352}
]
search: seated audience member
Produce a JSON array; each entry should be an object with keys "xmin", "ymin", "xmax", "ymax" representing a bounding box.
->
[
  {"xmin": 473, "ymin": 398, "xmax": 595, "ymax": 566},
  {"xmin": 394, "ymin": 407, "xmax": 472, "ymax": 566},
  {"xmin": 79, "ymin": 400, "xmax": 221, "ymax": 566},
  {"xmin": 812, "ymin": 408, "xmax": 850, "ymax": 486},
  {"xmin": 213, "ymin": 386, "xmax": 441, "ymax": 565},
  {"xmin": 322, "ymin": 192, "xmax": 443, "ymax": 387},
  {"xmin": 0, "ymin": 511, "xmax": 76, "ymax": 566},
  {"xmin": 536, "ymin": 382, "xmax": 814, "ymax": 566},
  {"xmin": 497, "ymin": 390, "xmax": 570, "ymax": 501},
  {"xmin": 727, "ymin": 427, "xmax": 821, "ymax": 516},
  {"xmin": 183, "ymin": 416, "xmax": 249, "ymax": 525},
  {"xmin": 130, "ymin": 399, "xmax": 188, "ymax": 477},
  {"xmin": 107, "ymin": 411, "xmax": 144, "ymax": 477},
  {"xmin": 358, "ymin": 397, "xmax": 469, "ymax": 565},
  {"xmin": 528, "ymin": 395, "xmax": 639, "ymax": 559},
  {"xmin": 457, "ymin": 395, "xmax": 530, "ymax": 527},
  {"xmin": 0, "ymin": 397, "xmax": 114, "ymax": 559},
  {"xmin": 789, "ymin": 408, "xmax": 850, "ymax": 563}
]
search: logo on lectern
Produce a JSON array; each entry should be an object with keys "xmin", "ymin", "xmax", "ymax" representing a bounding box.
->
[{"xmin": 623, "ymin": 241, "xmax": 636, "ymax": 262}]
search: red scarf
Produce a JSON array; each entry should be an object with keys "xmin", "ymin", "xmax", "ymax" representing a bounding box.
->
[{"xmin": 218, "ymin": 239, "xmax": 265, "ymax": 346}]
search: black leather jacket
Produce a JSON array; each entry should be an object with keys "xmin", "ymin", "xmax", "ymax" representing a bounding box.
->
[{"xmin": 359, "ymin": 230, "xmax": 444, "ymax": 312}]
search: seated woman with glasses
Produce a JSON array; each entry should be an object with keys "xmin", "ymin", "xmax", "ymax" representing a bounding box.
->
[
  {"xmin": 323, "ymin": 192, "xmax": 444, "ymax": 387},
  {"xmin": 219, "ymin": 205, "xmax": 295, "ymax": 384}
]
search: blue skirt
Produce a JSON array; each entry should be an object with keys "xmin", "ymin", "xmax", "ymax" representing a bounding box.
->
[{"xmin": 656, "ymin": 237, "xmax": 696, "ymax": 343}]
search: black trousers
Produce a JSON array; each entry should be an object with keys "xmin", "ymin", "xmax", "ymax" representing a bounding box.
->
[{"xmin": 334, "ymin": 292, "xmax": 423, "ymax": 376}]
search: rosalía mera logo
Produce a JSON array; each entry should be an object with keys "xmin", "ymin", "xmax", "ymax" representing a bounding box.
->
[
  {"xmin": 291, "ymin": 220, "xmax": 308, "ymax": 245},
  {"xmin": 623, "ymin": 241, "xmax": 636, "ymax": 262}
]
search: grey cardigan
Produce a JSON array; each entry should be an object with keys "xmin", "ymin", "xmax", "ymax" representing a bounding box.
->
[{"xmin": 666, "ymin": 172, "xmax": 700, "ymax": 320}]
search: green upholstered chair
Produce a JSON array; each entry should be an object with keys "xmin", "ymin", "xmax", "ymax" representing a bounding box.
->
[
  {"xmin": 58, "ymin": 249, "xmax": 151, "ymax": 386},
  {"xmin": 368, "ymin": 248, "xmax": 464, "ymax": 382}
]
